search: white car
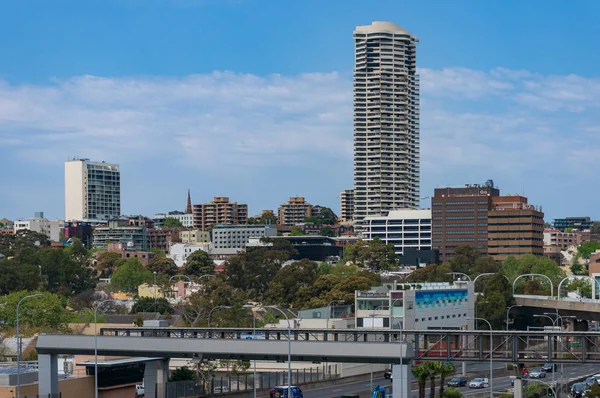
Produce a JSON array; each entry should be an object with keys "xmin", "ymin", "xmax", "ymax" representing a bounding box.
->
[
  {"xmin": 529, "ymin": 370, "xmax": 546, "ymax": 379},
  {"xmin": 135, "ymin": 384, "xmax": 144, "ymax": 397},
  {"xmin": 469, "ymin": 378, "xmax": 489, "ymax": 389},
  {"xmin": 214, "ymin": 386, "xmax": 230, "ymax": 394}
]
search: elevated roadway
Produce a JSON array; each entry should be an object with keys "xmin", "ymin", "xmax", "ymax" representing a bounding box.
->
[{"xmin": 514, "ymin": 294, "xmax": 600, "ymax": 321}]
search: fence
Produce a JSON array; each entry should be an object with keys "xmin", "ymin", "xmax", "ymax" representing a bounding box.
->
[
  {"xmin": 165, "ymin": 364, "xmax": 339, "ymax": 398},
  {"xmin": 24, "ymin": 394, "xmax": 62, "ymax": 398}
]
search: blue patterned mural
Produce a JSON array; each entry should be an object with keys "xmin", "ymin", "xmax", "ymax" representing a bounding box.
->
[{"xmin": 415, "ymin": 289, "xmax": 468, "ymax": 310}]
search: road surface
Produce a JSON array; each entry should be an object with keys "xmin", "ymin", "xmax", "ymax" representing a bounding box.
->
[{"xmin": 303, "ymin": 363, "xmax": 600, "ymax": 398}]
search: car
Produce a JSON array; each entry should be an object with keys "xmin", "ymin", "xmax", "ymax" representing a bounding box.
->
[
  {"xmin": 529, "ymin": 369, "xmax": 546, "ymax": 379},
  {"xmin": 213, "ymin": 386, "xmax": 230, "ymax": 394},
  {"xmin": 585, "ymin": 377, "xmax": 598, "ymax": 388},
  {"xmin": 469, "ymin": 378, "xmax": 489, "ymax": 389},
  {"xmin": 571, "ymin": 382, "xmax": 587, "ymax": 398},
  {"xmin": 135, "ymin": 384, "xmax": 144, "ymax": 397},
  {"xmin": 541, "ymin": 363, "xmax": 556, "ymax": 373},
  {"xmin": 384, "ymin": 370, "xmax": 393, "ymax": 379},
  {"xmin": 270, "ymin": 386, "xmax": 304, "ymax": 398},
  {"xmin": 447, "ymin": 377, "xmax": 467, "ymax": 387}
]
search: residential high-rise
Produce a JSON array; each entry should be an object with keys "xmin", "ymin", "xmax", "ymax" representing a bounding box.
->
[
  {"xmin": 340, "ymin": 189, "xmax": 355, "ymax": 222},
  {"xmin": 192, "ymin": 197, "xmax": 248, "ymax": 231},
  {"xmin": 487, "ymin": 196, "xmax": 544, "ymax": 261},
  {"xmin": 64, "ymin": 159, "xmax": 121, "ymax": 221},
  {"xmin": 353, "ymin": 21, "xmax": 420, "ymax": 224},
  {"xmin": 278, "ymin": 197, "xmax": 312, "ymax": 226},
  {"xmin": 431, "ymin": 183, "xmax": 500, "ymax": 262}
]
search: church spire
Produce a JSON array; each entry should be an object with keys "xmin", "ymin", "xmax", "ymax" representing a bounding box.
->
[{"xmin": 186, "ymin": 189, "xmax": 192, "ymax": 214}]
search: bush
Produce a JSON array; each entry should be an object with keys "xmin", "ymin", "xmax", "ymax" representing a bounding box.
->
[
  {"xmin": 506, "ymin": 363, "xmax": 514, "ymax": 371},
  {"xmin": 443, "ymin": 388, "xmax": 463, "ymax": 398}
]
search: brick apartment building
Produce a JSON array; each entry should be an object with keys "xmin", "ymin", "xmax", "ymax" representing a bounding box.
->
[
  {"xmin": 192, "ymin": 197, "xmax": 248, "ymax": 231},
  {"xmin": 431, "ymin": 183, "xmax": 500, "ymax": 262},
  {"xmin": 146, "ymin": 228, "xmax": 182, "ymax": 255},
  {"xmin": 487, "ymin": 195, "xmax": 544, "ymax": 261},
  {"xmin": 278, "ymin": 197, "xmax": 313, "ymax": 226}
]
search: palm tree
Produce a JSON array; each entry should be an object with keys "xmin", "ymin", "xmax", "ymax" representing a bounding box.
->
[
  {"xmin": 438, "ymin": 363, "xmax": 455, "ymax": 398},
  {"xmin": 425, "ymin": 362, "xmax": 441, "ymax": 398},
  {"xmin": 411, "ymin": 365, "xmax": 430, "ymax": 398}
]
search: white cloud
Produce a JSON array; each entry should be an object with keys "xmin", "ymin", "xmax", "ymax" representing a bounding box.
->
[{"xmin": 1, "ymin": 66, "xmax": 600, "ymax": 218}]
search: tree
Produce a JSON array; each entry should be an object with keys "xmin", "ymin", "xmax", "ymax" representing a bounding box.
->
[
  {"xmin": 95, "ymin": 251, "xmax": 123, "ymax": 277},
  {"xmin": 169, "ymin": 367, "xmax": 197, "ymax": 382},
  {"xmin": 578, "ymin": 241, "xmax": 600, "ymax": 259},
  {"xmin": 147, "ymin": 256, "xmax": 178, "ymax": 277},
  {"xmin": 164, "ymin": 217, "xmax": 184, "ymax": 228},
  {"xmin": 0, "ymin": 255, "xmax": 41, "ymax": 295},
  {"xmin": 327, "ymin": 272, "xmax": 379, "ymax": 304},
  {"xmin": 265, "ymin": 259, "xmax": 319, "ymax": 306},
  {"xmin": 411, "ymin": 364, "xmax": 430, "ymax": 398},
  {"xmin": 0, "ymin": 291, "xmax": 71, "ymax": 331},
  {"xmin": 405, "ymin": 263, "xmax": 453, "ymax": 283},
  {"xmin": 479, "ymin": 272, "xmax": 515, "ymax": 329},
  {"xmin": 320, "ymin": 226, "xmax": 337, "ymax": 237},
  {"xmin": 110, "ymin": 258, "xmax": 153, "ymax": 293},
  {"xmin": 290, "ymin": 228, "xmax": 304, "ymax": 236},
  {"xmin": 449, "ymin": 245, "xmax": 480, "ymax": 275},
  {"xmin": 39, "ymin": 245, "xmax": 96, "ymax": 295},
  {"xmin": 343, "ymin": 239, "xmax": 396, "ymax": 271},
  {"xmin": 293, "ymin": 274, "xmax": 342, "ymax": 309},
  {"xmin": 425, "ymin": 362, "xmax": 441, "ymax": 398},
  {"xmin": 69, "ymin": 290, "xmax": 107, "ymax": 311},
  {"xmin": 131, "ymin": 297, "xmax": 173, "ymax": 314},
  {"xmin": 318, "ymin": 207, "xmax": 338, "ymax": 225},
  {"xmin": 438, "ymin": 363, "xmax": 456, "ymax": 398},
  {"xmin": 182, "ymin": 250, "xmax": 214, "ymax": 277}
]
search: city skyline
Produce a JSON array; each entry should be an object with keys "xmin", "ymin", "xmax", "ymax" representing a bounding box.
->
[{"xmin": 2, "ymin": 0, "xmax": 600, "ymax": 220}]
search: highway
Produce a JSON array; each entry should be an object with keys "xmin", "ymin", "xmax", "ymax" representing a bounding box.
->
[{"xmin": 303, "ymin": 363, "xmax": 600, "ymax": 398}]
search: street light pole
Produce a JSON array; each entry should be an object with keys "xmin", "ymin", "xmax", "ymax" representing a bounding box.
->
[
  {"xmin": 16, "ymin": 293, "xmax": 42, "ymax": 398},
  {"xmin": 207, "ymin": 305, "xmax": 233, "ymax": 327},
  {"xmin": 95, "ymin": 299, "xmax": 119, "ymax": 398},
  {"xmin": 153, "ymin": 271, "xmax": 157, "ymax": 314},
  {"xmin": 264, "ymin": 306, "xmax": 292, "ymax": 398},
  {"xmin": 505, "ymin": 305, "xmax": 522, "ymax": 331},
  {"xmin": 468, "ymin": 317, "xmax": 493, "ymax": 398},
  {"xmin": 168, "ymin": 274, "xmax": 192, "ymax": 298}
]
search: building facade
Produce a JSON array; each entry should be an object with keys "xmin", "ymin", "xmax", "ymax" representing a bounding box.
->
[
  {"xmin": 63, "ymin": 221, "xmax": 94, "ymax": 247},
  {"xmin": 211, "ymin": 224, "xmax": 277, "ymax": 249},
  {"xmin": 543, "ymin": 228, "xmax": 589, "ymax": 248},
  {"xmin": 363, "ymin": 209, "xmax": 431, "ymax": 257},
  {"xmin": 168, "ymin": 243, "xmax": 210, "ymax": 267},
  {"xmin": 278, "ymin": 197, "xmax": 312, "ymax": 226},
  {"xmin": 355, "ymin": 281, "xmax": 474, "ymax": 330},
  {"xmin": 146, "ymin": 228, "xmax": 182, "ymax": 254},
  {"xmin": 154, "ymin": 212, "xmax": 194, "ymax": 228},
  {"xmin": 353, "ymin": 22, "xmax": 420, "ymax": 224},
  {"xmin": 92, "ymin": 219, "xmax": 147, "ymax": 251},
  {"xmin": 431, "ymin": 182, "xmax": 500, "ymax": 262},
  {"xmin": 553, "ymin": 217, "xmax": 593, "ymax": 232},
  {"xmin": 64, "ymin": 159, "xmax": 120, "ymax": 222},
  {"xmin": 13, "ymin": 212, "xmax": 63, "ymax": 242},
  {"xmin": 339, "ymin": 189, "xmax": 355, "ymax": 222},
  {"xmin": 180, "ymin": 229, "xmax": 211, "ymax": 244},
  {"xmin": 192, "ymin": 197, "xmax": 248, "ymax": 231},
  {"xmin": 487, "ymin": 195, "xmax": 544, "ymax": 261}
]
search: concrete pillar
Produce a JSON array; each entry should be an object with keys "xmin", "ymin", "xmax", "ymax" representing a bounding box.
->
[
  {"xmin": 513, "ymin": 378, "xmax": 524, "ymax": 398},
  {"xmin": 156, "ymin": 359, "xmax": 169, "ymax": 398},
  {"xmin": 392, "ymin": 363, "xmax": 412, "ymax": 398},
  {"xmin": 39, "ymin": 354, "xmax": 59, "ymax": 396},
  {"xmin": 144, "ymin": 361, "xmax": 158, "ymax": 398}
]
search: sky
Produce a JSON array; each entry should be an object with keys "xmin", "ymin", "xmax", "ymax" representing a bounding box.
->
[{"xmin": 1, "ymin": 0, "xmax": 600, "ymax": 221}]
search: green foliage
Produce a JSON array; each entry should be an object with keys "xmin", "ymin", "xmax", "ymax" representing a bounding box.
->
[
  {"xmin": 502, "ymin": 255, "xmax": 565, "ymax": 295},
  {"xmin": 564, "ymin": 278, "xmax": 592, "ymax": 298},
  {"xmin": 411, "ymin": 364, "xmax": 430, "ymax": 398},
  {"xmin": 0, "ymin": 254, "xmax": 42, "ymax": 295},
  {"xmin": 265, "ymin": 259, "xmax": 319, "ymax": 307},
  {"xmin": 343, "ymin": 239, "xmax": 396, "ymax": 270},
  {"xmin": 565, "ymin": 228, "xmax": 573, "ymax": 233},
  {"xmin": 164, "ymin": 217, "xmax": 184, "ymax": 228},
  {"xmin": 182, "ymin": 250, "xmax": 215, "ymax": 277},
  {"xmin": 578, "ymin": 241, "xmax": 600, "ymax": 259},
  {"xmin": 169, "ymin": 367, "xmax": 197, "ymax": 382},
  {"xmin": 0, "ymin": 230, "xmax": 50, "ymax": 257},
  {"xmin": 586, "ymin": 383, "xmax": 600, "ymax": 398},
  {"xmin": 131, "ymin": 297, "xmax": 174, "ymax": 314},
  {"xmin": 149, "ymin": 248, "xmax": 166, "ymax": 258},
  {"xmin": 248, "ymin": 212, "xmax": 278, "ymax": 225},
  {"xmin": 320, "ymin": 226, "xmax": 337, "ymax": 237},
  {"xmin": 425, "ymin": 362, "xmax": 441, "ymax": 398},
  {"xmin": 443, "ymin": 388, "xmax": 463, "ymax": 398},
  {"xmin": 290, "ymin": 228, "xmax": 304, "ymax": 236},
  {"xmin": 110, "ymin": 258, "xmax": 153, "ymax": 293},
  {"xmin": 293, "ymin": 274, "xmax": 342, "ymax": 309},
  {"xmin": 326, "ymin": 272, "xmax": 379, "ymax": 304},
  {"xmin": 147, "ymin": 256, "xmax": 178, "ymax": 276},
  {"xmin": 0, "ymin": 291, "xmax": 71, "ymax": 331},
  {"xmin": 437, "ymin": 362, "xmax": 456, "ymax": 398},
  {"xmin": 571, "ymin": 259, "xmax": 585, "ymax": 275},
  {"xmin": 404, "ymin": 263, "xmax": 453, "ymax": 283},
  {"xmin": 39, "ymin": 244, "xmax": 96, "ymax": 295},
  {"xmin": 95, "ymin": 251, "xmax": 123, "ymax": 277},
  {"xmin": 525, "ymin": 382, "xmax": 551, "ymax": 398},
  {"xmin": 479, "ymin": 272, "xmax": 515, "ymax": 329},
  {"xmin": 304, "ymin": 207, "xmax": 338, "ymax": 226}
]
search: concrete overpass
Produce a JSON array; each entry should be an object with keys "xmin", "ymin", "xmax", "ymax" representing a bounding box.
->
[{"xmin": 514, "ymin": 294, "xmax": 600, "ymax": 321}]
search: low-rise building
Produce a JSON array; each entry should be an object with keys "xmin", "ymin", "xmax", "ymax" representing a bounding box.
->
[
  {"xmin": 544, "ymin": 228, "xmax": 589, "ymax": 248},
  {"xmin": 146, "ymin": 228, "xmax": 181, "ymax": 254},
  {"xmin": 92, "ymin": 219, "xmax": 148, "ymax": 251},
  {"xmin": 553, "ymin": 217, "xmax": 593, "ymax": 232},
  {"xmin": 355, "ymin": 281, "xmax": 474, "ymax": 331},
  {"xmin": 137, "ymin": 283, "xmax": 164, "ymax": 299},
  {"xmin": 13, "ymin": 212, "xmax": 63, "ymax": 242},
  {"xmin": 168, "ymin": 243, "xmax": 210, "ymax": 267},
  {"xmin": 154, "ymin": 211, "xmax": 194, "ymax": 228},
  {"xmin": 212, "ymin": 224, "xmax": 277, "ymax": 249},
  {"xmin": 247, "ymin": 236, "xmax": 342, "ymax": 262},
  {"xmin": 180, "ymin": 229, "xmax": 210, "ymax": 244},
  {"xmin": 64, "ymin": 221, "xmax": 94, "ymax": 247},
  {"xmin": 104, "ymin": 242, "xmax": 156, "ymax": 265}
]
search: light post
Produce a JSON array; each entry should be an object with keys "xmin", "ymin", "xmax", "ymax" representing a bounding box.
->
[
  {"xmin": 468, "ymin": 317, "xmax": 493, "ymax": 398},
  {"xmin": 326, "ymin": 300, "xmax": 345, "ymax": 330},
  {"xmin": 557, "ymin": 275, "xmax": 600, "ymax": 300},
  {"xmin": 506, "ymin": 305, "xmax": 522, "ymax": 331},
  {"xmin": 94, "ymin": 299, "xmax": 120, "ymax": 398},
  {"xmin": 16, "ymin": 293, "xmax": 42, "ymax": 398},
  {"xmin": 369, "ymin": 306, "xmax": 389, "ymax": 392},
  {"xmin": 153, "ymin": 271, "xmax": 157, "ymax": 313},
  {"xmin": 245, "ymin": 305, "xmax": 292, "ymax": 398},
  {"xmin": 207, "ymin": 305, "xmax": 233, "ymax": 327},
  {"xmin": 391, "ymin": 299, "xmax": 405, "ymax": 398}
]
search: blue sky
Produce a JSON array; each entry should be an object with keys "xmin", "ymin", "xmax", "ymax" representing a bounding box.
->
[{"xmin": 1, "ymin": 0, "xmax": 600, "ymax": 221}]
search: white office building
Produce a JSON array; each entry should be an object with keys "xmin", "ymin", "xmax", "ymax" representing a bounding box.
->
[
  {"xmin": 154, "ymin": 212, "xmax": 194, "ymax": 228},
  {"xmin": 363, "ymin": 209, "xmax": 431, "ymax": 255},
  {"xmin": 353, "ymin": 21, "xmax": 420, "ymax": 224},
  {"xmin": 212, "ymin": 224, "xmax": 277, "ymax": 249},
  {"xmin": 13, "ymin": 212, "xmax": 63, "ymax": 242},
  {"xmin": 168, "ymin": 243, "xmax": 210, "ymax": 267},
  {"xmin": 64, "ymin": 158, "xmax": 120, "ymax": 222}
]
